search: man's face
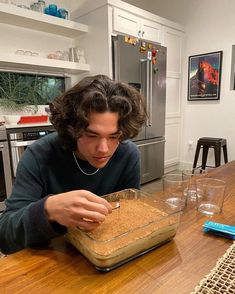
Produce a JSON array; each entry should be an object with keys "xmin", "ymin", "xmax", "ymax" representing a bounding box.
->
[{"xmin": 76, "ymin": 112, "xmax": 121, "ymax": 168}]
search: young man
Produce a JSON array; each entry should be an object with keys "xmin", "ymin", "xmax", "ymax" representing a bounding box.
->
[{"xmin": 0, "ymin": 75, "xmax": 146, "ymax": 254}]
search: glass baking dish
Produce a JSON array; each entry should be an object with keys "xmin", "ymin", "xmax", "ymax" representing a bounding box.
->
[{"xmin": 66, "ymin": 189, "xmax": 181, "ymax": 271}]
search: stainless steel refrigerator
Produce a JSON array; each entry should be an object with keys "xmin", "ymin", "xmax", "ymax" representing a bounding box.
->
[{"xmin": 112, "ymin": 35, "xmax": 166, "ymax": 184}]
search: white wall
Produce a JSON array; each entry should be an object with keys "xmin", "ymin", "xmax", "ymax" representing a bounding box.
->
[{"xmin": 181, "ymin": 1, "xmax": 235, "ymax": 166}]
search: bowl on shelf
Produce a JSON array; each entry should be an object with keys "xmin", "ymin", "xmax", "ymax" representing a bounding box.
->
[{"xmin": 3, "ymin": 115, "xmax": 21, "ymax": 124}]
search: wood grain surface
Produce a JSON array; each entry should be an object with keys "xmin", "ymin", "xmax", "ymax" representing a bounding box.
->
[{"xmin": 1, "ymin": 162, "xmax": 235, "ymax": 294}]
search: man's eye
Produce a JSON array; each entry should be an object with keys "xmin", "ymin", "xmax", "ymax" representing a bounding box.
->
[
  {"xmin": 110, "ymin": 135, "xmax": 120, "ymax": 140},
  {"xmin": 86, "ymin": 134, "xmax": 97, "ymax": 138}
]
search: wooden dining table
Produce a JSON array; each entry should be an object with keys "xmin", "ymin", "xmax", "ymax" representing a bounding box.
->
[{"xmin": 1, "ymin": 161, "xmax": 235, "ymax": 294}]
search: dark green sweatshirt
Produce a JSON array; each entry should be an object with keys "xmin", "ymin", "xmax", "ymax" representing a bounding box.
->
[{"xmin": 0, "ymin": 133, "xmax": 140, "ymax": 254}]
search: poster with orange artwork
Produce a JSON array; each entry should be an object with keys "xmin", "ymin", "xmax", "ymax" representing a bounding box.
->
[{"xmin": 188, "ymin": 51, "xmax": 223, "ymax": 101}]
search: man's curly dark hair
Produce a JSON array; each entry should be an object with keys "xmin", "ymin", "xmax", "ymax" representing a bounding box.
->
[{"xmin": 49, "ymin": 74, "xmax": 147, "ymax": 151}]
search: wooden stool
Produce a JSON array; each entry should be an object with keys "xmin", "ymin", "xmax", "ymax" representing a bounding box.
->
[{"xmin": 193, "ymin": 137, "xmax": 228, "ymax": 170}]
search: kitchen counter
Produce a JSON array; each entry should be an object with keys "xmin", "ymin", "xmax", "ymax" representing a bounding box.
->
[
  {"xmin": 5, "ymin": 122, "xmax": 52, "ymax": 129},
  {"xmin": 0, "ymin": 162, "xmax": 235, "ymax": 293}
]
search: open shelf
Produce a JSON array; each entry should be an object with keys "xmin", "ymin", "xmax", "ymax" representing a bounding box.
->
[
  {"xmin": 0, "ymin": 54, "xmax": 90, "ymax": 74},
  {"xmin": 0, "ymin": 3, "xmax": 88, "ymax": 38}
]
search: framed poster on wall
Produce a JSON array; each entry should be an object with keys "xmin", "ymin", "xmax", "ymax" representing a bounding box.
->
[{"xmin": 188, "ymin": 51, "xmax": 223, "ymax": 101}]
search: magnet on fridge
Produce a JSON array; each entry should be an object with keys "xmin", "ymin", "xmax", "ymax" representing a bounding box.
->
[
  {"xmin": 152, "ymin": 49, "xmax": 157, "ymax": 57},
  {"xmin": 153, "ymin": 67, "xmax": 158, "ymax": 74},
  {"xmin": 152, "ymin": 57, "xmax": 157, "ymax": 64},
  {"xmin": 147, "ymin": 51, "xmax": 152, "ymax": 60},
  {"xmin": 140, "ymin": 41, "xmax": 146, "ymax": 53},
  {"xmin": 125, "ymin": 36, "xmax": 138, "ymax": 45},
  {"xmin": 141, "ymin": 41, "xmax": 146, "ymax": 48},
  {"xmin": 140, "ymin": 46, "xmax": 146, "ymax": 52}
]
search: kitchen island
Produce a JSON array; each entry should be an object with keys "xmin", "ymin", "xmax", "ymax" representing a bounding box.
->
[{"xmin": 0, "ymin": 161, "xmax": 235, "ymax": 293}]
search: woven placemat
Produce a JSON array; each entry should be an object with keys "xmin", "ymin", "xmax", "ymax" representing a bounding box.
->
[{"xmin": 191, "ymin": 242, "xmax": 235, "ymax": 294}]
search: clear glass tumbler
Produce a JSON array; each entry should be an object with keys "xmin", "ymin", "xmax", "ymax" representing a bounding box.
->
[
  {"xmin": 196, "ymin": 178, "xmax": 225, "ymax": 215},
  {"xmin": 163, "ymin": 173, "xmax": 189, "ymax": 211},
  {"xmin": 182, "ymin": 168, "xmax": 208, "ymax": 201}
]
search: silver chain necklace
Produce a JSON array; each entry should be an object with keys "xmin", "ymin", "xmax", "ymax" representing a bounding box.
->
[{"xmin": 72, "ymin": 152, "xmax": 100, "ymax": 176}]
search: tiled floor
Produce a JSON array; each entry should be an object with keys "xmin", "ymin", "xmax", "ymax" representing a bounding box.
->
[
  {"xmin": 141, "ymin": 178, "xmax": 163, "ymax": 194},
  {"xmin": 140, "ymin": 169, "xmax": 181, "ymax": 194}
]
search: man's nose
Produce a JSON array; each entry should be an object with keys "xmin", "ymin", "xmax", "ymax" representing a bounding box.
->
[{"xmin": 97, "ymin": 138, "xmax": 109, "ymax": 153}]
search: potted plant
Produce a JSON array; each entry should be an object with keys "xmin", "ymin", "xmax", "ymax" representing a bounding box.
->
[
  {"xmin": 0, "ymin": 72, "xmax": 40, "ymax": 113},
  {"xmin": 0, "ymin": 72, "xmax": 63, "ymax": 123}
]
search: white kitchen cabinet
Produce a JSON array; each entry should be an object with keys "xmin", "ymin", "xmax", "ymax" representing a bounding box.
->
[
  {"xmin": 113, "ymin": 8, "xmax": 162, "ymax": 43},
  {"xmin": 0, "ymin": 3, "xmax": 90, "ymax": 75},
  {"xmin": 162, "ymin": 27, "xmax": 184, "ymax": 75},
  {"xmin": 162, "ymin": 26, "xmax": 184, "ymax": 169},
  {"xmin": 141, "ymin": 18, "xmax": 162, "ymax": 43},
  {"xmin": 113, "ymin": 8, "xmax": 140, "ymax": 38},
  {"xmin": 165, "ymin": 117, "xmax": 181, "ymax": 168}
]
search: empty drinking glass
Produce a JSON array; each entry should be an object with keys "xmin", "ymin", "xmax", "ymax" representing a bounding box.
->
[
  {"xmin": 196, "ymin": 178, "xmax": 225, "ymax": 215},
  {"xmin": 163, "ymin": 174, "xmax": 189, "ymax": 211},
  {"xmin": 182, "ymin": 168, "xmax": 208, "ymax": 202}
]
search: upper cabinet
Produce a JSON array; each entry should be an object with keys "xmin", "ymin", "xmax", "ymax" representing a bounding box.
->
[
  {"xmin": 113, "ymin": 8, "xmax": 162, "ymax": 43},
  {"xmin": 0, "ymin": 3, "xmax": 90, "ymax": 74},
  {"xmin": 141, "ymin": 18, "xmax": 162, "ymax": 44},
  {"xmin": 162, "ymin": 27, "xmax": 184, "ymax": 75}
]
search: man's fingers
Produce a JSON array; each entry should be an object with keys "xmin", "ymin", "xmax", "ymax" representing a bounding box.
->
[
  {"xmin": 76, "ymin": 219, "xmax": 100, "ymax": 232},
  {"xmin": 75, "ymin": 208, "xmax": 106, "ymax": 223},
  {"xmin": 79, "ymin": 190, "xmax": 112, "ymax": 213},
  {"xmin": 75, "ymin": 191, "xmax": 112, "ymax": 215}
]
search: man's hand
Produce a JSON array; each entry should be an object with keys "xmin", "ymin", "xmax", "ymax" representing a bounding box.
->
[{"xmin": 44, "ymin": 190, "xmax": 112, "ymax": 231}]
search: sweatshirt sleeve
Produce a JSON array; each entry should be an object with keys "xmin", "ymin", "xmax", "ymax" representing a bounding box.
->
[{"xmin": 0, "ymin": 147, "xmax": 66, "ymax": 254}]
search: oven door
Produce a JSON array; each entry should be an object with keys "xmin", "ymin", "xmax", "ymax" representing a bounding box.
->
[
  {"xmin": 0, "ymin": 140, "xmax": 12, "ymax": 211},
  {"xmin": 10, "ymin": 140, "xmax": 36, "ymax": 178}
]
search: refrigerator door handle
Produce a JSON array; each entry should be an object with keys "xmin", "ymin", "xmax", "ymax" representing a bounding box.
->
[
  {"xmin": 137, "ymin": 139, "xmax": 166, "ymax": 147},
  {"xmin": 140, "ymin": 59, "xmax": 149, "ymax": 127},
  {"xmin": 113, "ymin": 37, "xmax": 119, "ymax": 80},
  {"xmin": 149, "ymin": 60, "xmax": 153, "ymax": 126}
]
